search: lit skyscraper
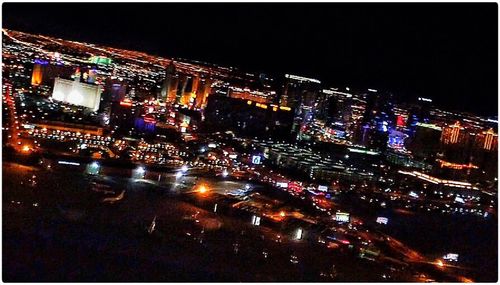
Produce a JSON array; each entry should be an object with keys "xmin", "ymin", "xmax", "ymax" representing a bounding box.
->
[
  {"xmin": 280, "ymin": 74, "xmax": 321, "ymax": 138},
  {"xmin": 31, "ymin": 61, "xmax": 44, "ymax": 86},
  {"xmin": 160, "ymin": 61, "xmax": 177, "ymax": 104},
  {"xmin": 52, "ymin": 75, "xmax": 102, "ymax": 111}
]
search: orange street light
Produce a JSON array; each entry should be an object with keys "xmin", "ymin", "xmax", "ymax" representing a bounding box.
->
[
  {"xmin": 436, "ymin": 259, "xmax": 444, "ymax": 268},
  {"xmin": 22, "ymin": 145, "xmax": 30, "ymax": 152},
  {"xmin": 279, "ymin": 211, "xmax": 286, "ymax": 217},
  {"xmin": 198, "ymin": 185, "xmax": 208, "ymax": 194}
]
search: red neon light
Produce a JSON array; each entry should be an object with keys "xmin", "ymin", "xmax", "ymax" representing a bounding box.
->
[
  {"xmin": 396, "ymin": 115, "xmax": 406, "ymax": 127},
  {"xmin": 144, "ymin": 118, "xmax": 156, "ymax": 124},
  {"xmin": 288, "ymin": 182, "xmax": 303, "ymax": 192}
]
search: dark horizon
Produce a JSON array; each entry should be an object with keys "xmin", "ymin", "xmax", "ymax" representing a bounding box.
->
[{"xmin": 3, "ymin": 2, "xmax": 498, "ymax": 116}]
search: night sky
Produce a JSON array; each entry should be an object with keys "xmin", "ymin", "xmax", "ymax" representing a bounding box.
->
[{"xmin": 3, "ymin": 3, "xmax": 498, "ymax": 116}]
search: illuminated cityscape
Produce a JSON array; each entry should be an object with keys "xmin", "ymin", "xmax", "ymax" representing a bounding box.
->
[{"xmin": 2, "ymin": 3, "xmax": 497, "ymax": 283}]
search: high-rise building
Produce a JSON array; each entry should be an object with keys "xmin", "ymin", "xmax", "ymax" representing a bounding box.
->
[
  {"xmin": 194, "ymin": 76, "xmax": 213, "ymax": 109},
  {"xmin": 204, "ymin": 94, "xmax": 294, "ymax": 139},
  {"xmin": 441, "ymin": 121, "xmax": 464, "ymax": 145},
  {"xmin": 279, "ymin": 74, "xmax": 321, "ymax": 138},
  {"xmin": 179, "ymin": 75, "xmax": 200, "ymax": 108},
  {"xmin": 176, "ymin": 74, "xmax": 189, "ymax": 105},
  {"xmin": 99, "ymin": 78, "xmax": 127, "ymax": 115},
  {"xmin": 31, "ymin": 60, "xmax": 74, "ymax": 87},
  {"xmin": 407, "ymin": 97, "xmax": 433, "ymax": 134},
  {"xmin": 280, "ymin": 74, "xmax": 321, "ymax": 109},
  {"xmin": 110, "ymin": 98, "xmax": 137, "ymax": 132},
  {"xmin": 313, "ymin": 88, "xmax": 354, "ymax": 142},
  {"xmin": 350, "ymin": 93, "xmax": 367, "ymax": 129},
  {"xmin": 392, "ymin": 105, "xmax": 410, "ymax": 132},
  {"xmin": 51, "ymin": 76, "xmax": 102, "ymax": 111},
  {"xmin": 470, "ymin": 128, "xmax": 498, "ymax": 179},
  {"xmin": 407, "ymin": 122, "xmax": 442, "ymax": 159},
  {"xmin": 160, "ymin": 62, "xmax": 178, "ymax": 104},
  {"xmin": 228, "ymin": 86, "xmax": 276, "ymax": 105},
  {"xmin": 473, "ymin": 128, "xmax": 498, "ymax": 152},
  {"xmin": 439, "ymin": 121, "xmax": 477, "ymax": 166},
  {"xmin": 31, "ymin": 61, "xmax": 44, "ymax": 86}
]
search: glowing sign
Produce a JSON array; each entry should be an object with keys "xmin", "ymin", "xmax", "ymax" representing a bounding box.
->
[
  {"xmin": 437, "ymin": 159, "xmax": 478, "ymax": 170},
  {"xmin": 443, "ymin": 253, "xmax": 459, "ymax": 262},
  {"xmin": 288, "ymin": 182, "xmax": 303, "ymax": 193},
  {"xmin": 335, "ymin": 212, "xmax": 350, "ymax": 223},
  {"xmin": 376, "ymin": 217, "xmax": 388, "ymax": 225},
  {"xmin": 318, "ymin": 185, "xmax": 328, "ymax": 192},
  {"xmin": 252, "ymin": 155, "xmax": 261, "ymax": 164},
  {"xmin": 120, "ymin": 98, "xmax": 133, "ymax": 107},
  {"xmin": 409, "ymin": 191, "xmax": 419, "ymax": 198},
  {"xmin": 251, "ymin": 215, "xmax": 261, "ymax": 226},
  {"xmin": 295, "ymin": 228, "xmax": 303, "ymax": 240},
  {"xmin": 454, "ymin": 196, "xmax": 465, "ymax": 204},
  {"xmin": 396, "ymin": 115, "xmax": 406, "ymax": 127},
  {"xmin": 276, "ymin": 182, "xmax": 288, "ymax": 188},
  {"xmin": 89, "ymin": 56, "xmax": 112, "ymax": 65},
  {"xmin": 143, "ymin": 116, "xmax": 156, "ymax": 124},
  {"xmin": 58, "ymin": 161, "xmax": 80, "ymax": 166},
  {"xmin": 34, "ymin": 59, "xmax": 49, "ymax": 65}
]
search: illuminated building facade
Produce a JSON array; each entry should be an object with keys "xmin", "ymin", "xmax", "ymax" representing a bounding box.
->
[
  {"xmin": 312, "ymin": 88, "xmax": 354, "ymax": 142},
  {"xmin": 279, "ymin": 74, "xmax": 321, "ymax": 109},
  {"xmin": 33, "ymin": 121, "xmax": 104, "ymax": 136},
  {"xmin": 477, "ymin": 128, "xmax": 498, "ymax": 151},
  {"xmin": 31, "ymin": 60, "xmax": 74, "ymax": 87},
  {"xmin": 436, "ymin": 121, "xmax": 498, "ymax": 179},
  {"xmin": 349, "ymin": 94, "xmax": 367, "ymax": 144},
  {"xmin": 406, "ymin": 97, "xmax": 433, "ymax": 134},
  {"xmin": 52, "ymin": 77, "xmax": 102, "ymax": 111},
  {"xmin": 355, "ymin": 89, "xmax": 394, "ymax": 150},
  {"xmin": 228, "ymin": 86, "xmax": 276, "ymax": 105},
  {"xmin": 441, "ymin": 121, "xmax": 465, "ymax": 145},
  {"xmin": 407, "ymin": 122, "xmax": 442, "ymax": 159},
  {"xmin": 103, "ymin": 78, "xmax": 127, "ymax": 103},
  {"xmin": 392, "ymin": 105, "xmax": 410, "ymax": 132},
  {"xmin": 135, "ymin": 114, "xmax": 157, "ymax": 133},
  {"xmin": 279, "ymin": 74, "xmax": 321, "ymax": 138},
  {"xmin": 31, "ymin": 62, "xmax": 44, "ymax": 86},
  {"xmin": 161, "ymin": 62, "xmax": 178, "ymax": 104},
  {"xmin": 204, "ymin": 94, "xmax": 294, "ymax": 139},
  {"xmin": 194, "ymin": 76, "xmax": 213, "ymax": 109},
  {"xmin": 175, "ymin": 74, "xmax": 189, "ymax": 105},
  {"xmin": 110, "ymin": 98, "xmax": 137, "ymax": 132},
  {"xmin": 179, "ymin": 75, "xmax": 200, "ymax": 108}
]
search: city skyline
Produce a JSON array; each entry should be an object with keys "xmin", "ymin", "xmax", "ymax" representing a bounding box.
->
[
  {"xmin": 3, "ymin": 2, "xmax": 497, "ymax": 116},
  {"xmin": 2, "ymin": 3, "xmax": 498, "ymax": 283}
]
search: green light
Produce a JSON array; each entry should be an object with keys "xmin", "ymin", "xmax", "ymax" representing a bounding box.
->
[
  {"xmin": 89, "ymin": 56, "xmax": 112, "ymax": 65},
  {"xmin": 416, "ymin": 122, "xmax": 442, "ymax": 131}
]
